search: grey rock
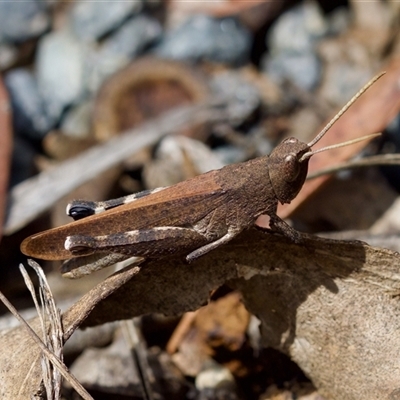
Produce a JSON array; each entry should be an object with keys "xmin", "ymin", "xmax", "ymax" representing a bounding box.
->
[
  {"xmin": 4, "ymin": 68, "xmax": 54, "ymax": 139},
  {"xmin": 60, "ymin": 101, "xmax": 93, "ymax": 139},
  {"xmin": 154, "ymin": 15, "xmax": 251, "ymax": 66},
  {"xmin": 0, "ymin": 42, "xmax": 18, "ymax": 70},
  {"xmin": 262, "ymin": 1, "xmax": 327, "ymax": 91},
  {"xmin": 83, "ymin": 47, "xmax": 128, "ymax": 95},
  {"xmin": 211, "ymin": 71, "xmax": 260, "ymax": 124},
  {"xmin": 195, "ymin": 360, "xmax": 237, "ymax": 399},
  {"xmin": 84, "ymin": 14, "xmax": 162, "ymax": 93},
  {"xmin": 0, "ymin": 0, "xmax": 49, "ymax": 43},
  {"xmin": 69, "ymin": 0, "xmax": 143, "ymax": 41},
  {"xmin": 267, "ymin": 1, "xmax": 327, "ymax": 53},
  {"xmin": 102, "ymin": 14, "xmax": 162, "ymax": 58},
  {"xmin": 321, "ymin": 64, "xmax": 372, "ymax": 106},
  {"xmin": 262, "ymin": 51, "xmax": 321, "ymax": 91},
  {"xmin": 143, "ymin": 136, "xmax": 224, "ymax": 188},
  {"xmin": 36, "ymin": 30, "xmax": 87, "ymax": 123},
  {"xmin": 69, "ymin": 332, "xmax": 142, "ymax": 396}
]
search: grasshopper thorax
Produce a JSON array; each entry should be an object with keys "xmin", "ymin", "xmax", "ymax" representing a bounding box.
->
[{"xmin": 268, "ymin": 137, "xmax": 310, "ymax": 205}]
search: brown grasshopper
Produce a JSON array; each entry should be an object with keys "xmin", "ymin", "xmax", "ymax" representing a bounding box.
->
[{"xmin": 21, "ymin": 73, "xmax": 384, "ymax": 277}]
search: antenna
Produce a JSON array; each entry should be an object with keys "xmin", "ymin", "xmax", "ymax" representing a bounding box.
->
[
  {"xmin": 299, "ymin": 133, "xmax": 381, "ymax": 162},
  {"xmin": 307, "ymin": 72, "xmax": 385, "ymax": 149}
]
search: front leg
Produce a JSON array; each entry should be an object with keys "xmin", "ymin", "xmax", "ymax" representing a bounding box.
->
[
  {"xmin": 186, "ymin": 227, "xmax": 241, "ymax": 262},
  {"xmin": 268, "ymin": 213, "xmax": 304, "ymax": 244},
  {"xmin": 65, "ymin": 227, "xmax": 209, "ymax": 258}
]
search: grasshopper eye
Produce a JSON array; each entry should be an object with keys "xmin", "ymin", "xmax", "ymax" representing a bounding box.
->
[
  {"xmin": 68, "ymin": 206, "xmax": 95, "ymax": 220},
  {"xmin": 284, "ymin": 154, "xmax": 300, "ymax": 182}
]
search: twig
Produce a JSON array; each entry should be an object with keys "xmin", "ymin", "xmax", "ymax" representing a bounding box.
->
[
  {"xmin": 20, "ymin": 260, "xmax": 64, "ymax": 399},
  {"xmin": 121, "ymin": 319, "xmax": 155, "ymax": 400},
  {"xmin": 307, "ymin": 153, "xmax": 400, "ymax": 179},
  {"xmin": 0, "ymin": 265, "xmax": 93, "ymax": 400},
  {"xmin": 166, "ymin": 311, "xmax": 198, "ymax": 354}
]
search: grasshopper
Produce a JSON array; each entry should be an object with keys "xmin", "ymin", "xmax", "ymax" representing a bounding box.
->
[{"xmin": 21, "ymin": 73, "xmax": 384, "ymax": 277}]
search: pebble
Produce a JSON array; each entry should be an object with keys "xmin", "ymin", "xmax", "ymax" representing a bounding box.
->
[
  {"xmin": 102, "ymin": 14, "xmax": 162, "ymax": 58},
  {"xmin": 85, "ymin": 14, "xmax": 162, "ymax": 93},
  {"xmin": 36, "ymin": 30, "xmax": 87, "ymax": 123},
  {"xmin": 211, "ymin": 70, "xmax": 260, "ymax": 124},
  {"xmin": 60, "ymin": 101, "xmax": 93, "ymax": 139},
  {"xmin": 69, "ymin": 0, "xmax": 143, "ymax": 42},
  {"xmin": 268, "ymin": 2, "xmax": 327, "ymax": 53},
  {"xmin": 154, "ymin": 15, "xmax": 252, "ymax": 66},
  {"xmin": 0, "ymin": 42, "xmax": 18, "ymax": 70},
  {"xmin": 0, "ymin": 0, "xmax": 49, "ymax": 43},
  {"xmin": 320, "ymin": 63, "xmax": 372, "ymax": 106},
  {"xmin": 195, "ymin": 360, "xmax": 237, "ymax": 399},
  {"xmin": 4, "ymin": 68, "xmax": 53, "ymax": 139},
  {"xmin": 263, "ymin": 51, "xmax": 321, "ymax": 92},
  {"xmin": 262, "ymin": 2, "xmax": 328, "ymax": 91},
  {"xmin": 143, "ymin": 136, "xmax": 225, "ymax": 189}
]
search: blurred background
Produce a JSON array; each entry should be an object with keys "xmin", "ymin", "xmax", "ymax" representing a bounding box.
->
[{"xmin": 1, "ymin": 1, "xmax": 400, "ymax": 399}]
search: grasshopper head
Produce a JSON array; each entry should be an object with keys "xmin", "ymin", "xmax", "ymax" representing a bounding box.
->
[
  {"xmin": 267, "ymin": 72, "xmax": 385, "ymax": 205},
  {"xmin": 268, "ymin": 137, "xmax": 310, "ymax": 205}
]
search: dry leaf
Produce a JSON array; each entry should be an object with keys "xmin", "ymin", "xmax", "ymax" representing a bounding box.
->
[
  {"xmin": 168, "ymin": 292, "xmax": 250, "ymax": 376},
  {"xmin": 2, "ymin": 230, "xmax": 400, "ymax": 399}
]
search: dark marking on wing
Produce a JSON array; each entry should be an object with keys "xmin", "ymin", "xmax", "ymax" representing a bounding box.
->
[{"xmin": 68, "ymin": 202, "xmax": 96, "ymax": 220}]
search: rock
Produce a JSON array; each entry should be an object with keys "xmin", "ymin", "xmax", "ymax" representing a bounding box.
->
[
  {"xmin": 195, "ymin": 360, "xmax": 238, "ymax": 400},
  {"xmin": 84, "ymin": 47, "xmax": 128, "ymax": 95},
  {"xmin": 263, "ymin": 51, "xmax": 321, "ymax": 91},
  {"xmin": 85, "ymin": 14, "xmax": 162, "ymax": 93},
  {"xmin": 142, "ymin": 136, "xmax": 224, "ymax": 189},
  {"xmin": 211, "ymin": 70, "xmax": 260, "ymax": 124},
  {"xmin": 154, "ymin": 15, "xmax": 252, "ymax": 66},
  {"xmin": 69, "ymin": 0, "xmax": 143, "ymax": 42},
  {"xmin": 60, "ymin": 100, "xmax": 93, "ymax": 138},
  {"xmin": 319, "ymin": 62, "xmax": 372, "ymax": 105},
  {"xmin": 36, "ymin": 30, "xmax": 87, "ymax": 123},
  {"xmin": 102, "ymin": 14, "xmax": 162, "ymax": 58},
  {"xmin": 261, "ymin": 1, "xmax": 328, "ymax": 91},
  {"xmin": 267, "ymin": 2, "xmax": 327, "ymax": 53},
  {"xmin": 0, "ymin": 42, "xmax": 18, "ymax": 70},
  {"xmin": 68, "ymin": 332, "xmax": 143, "ymax": 397},
  {"xmin": 0, "ymin": 0, "xmax": 49, "ymax": 43},
  {"xmin": 4, "ymin": 68, "xmax": 54, "ymax": 139}
]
